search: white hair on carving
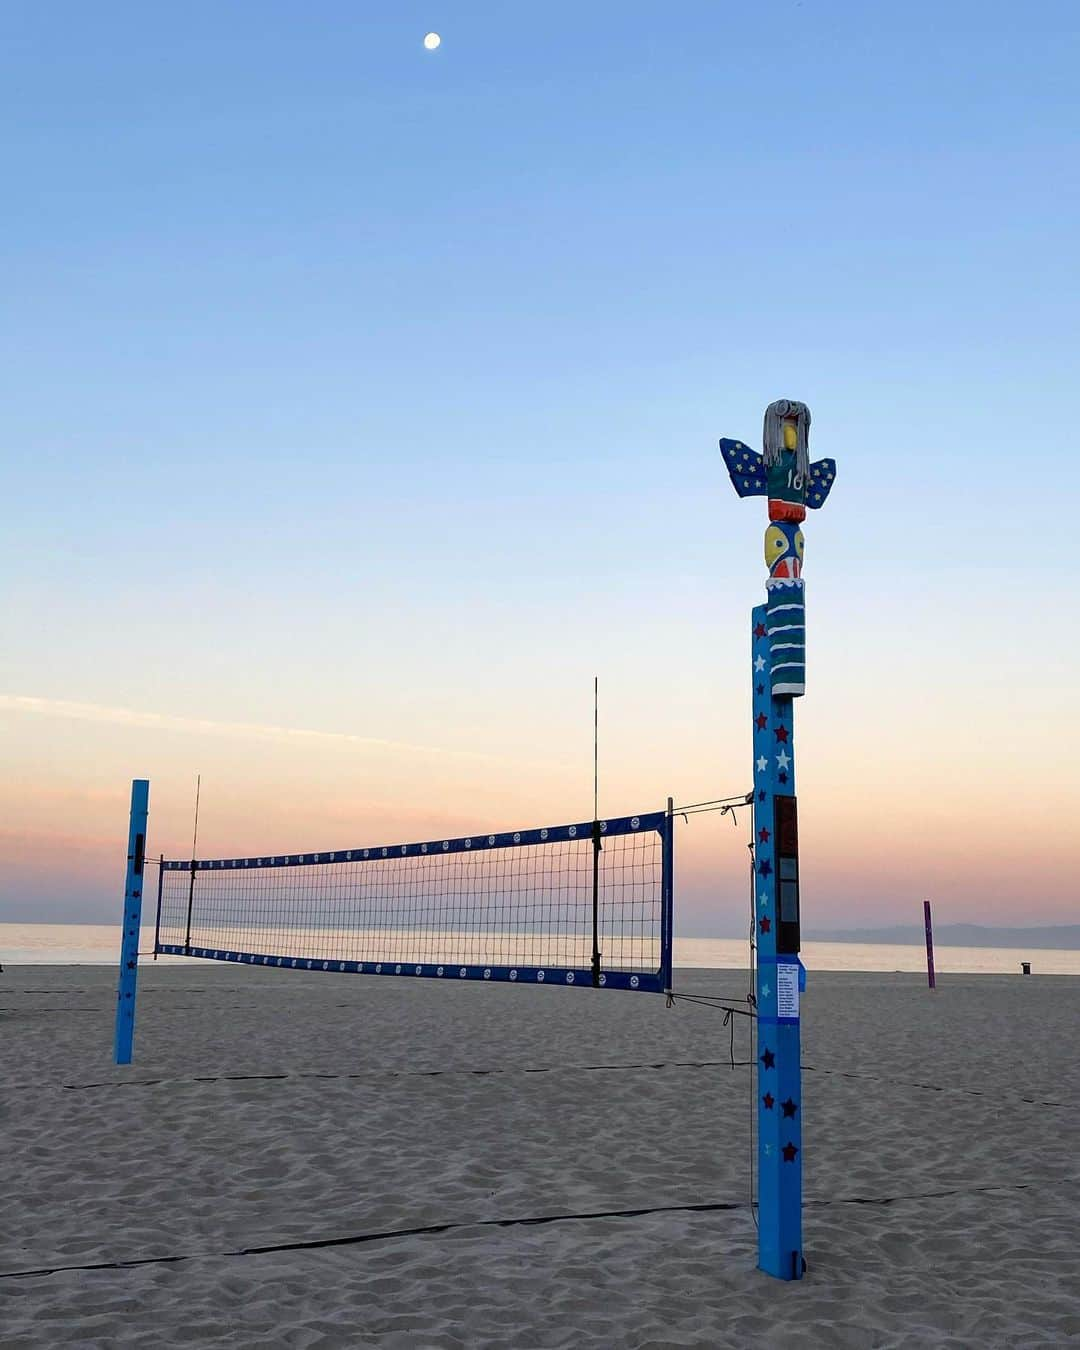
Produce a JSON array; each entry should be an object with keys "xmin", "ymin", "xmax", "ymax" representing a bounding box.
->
[{"xmin": 762, "ymin": 399, "xmax": 811, "ymax": 482}]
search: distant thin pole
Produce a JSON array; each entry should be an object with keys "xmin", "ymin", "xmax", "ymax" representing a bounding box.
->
[
  {"xmin": 591, "ymin": 677, "xmax": 601, "ymax": 987},
  {"xmin": 923, "ymin": 900, "xmax": 936, "ymax": 990},
  {"xmin": 184, "ymin": 774, "xmax": 201, "ymax": 953}
]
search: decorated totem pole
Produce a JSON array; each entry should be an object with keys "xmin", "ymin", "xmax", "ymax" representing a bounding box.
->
[{"xmin": 719, "ymin": 399, "xmax": 836, "ymax": 1280}]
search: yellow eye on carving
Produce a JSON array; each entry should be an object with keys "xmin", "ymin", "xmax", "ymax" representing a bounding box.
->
[
  {"xmin": 764, "ymin": 526, "xmax": 787, "ymax": 565},
  {"xmin": 794, "ymin": 530, "xmax": 805, "ymax": 560}
]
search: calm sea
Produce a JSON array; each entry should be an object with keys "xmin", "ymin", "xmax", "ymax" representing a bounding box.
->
[{"xmin": 1, "ymin": 923, "xmax": 1078, "ymax": 975}]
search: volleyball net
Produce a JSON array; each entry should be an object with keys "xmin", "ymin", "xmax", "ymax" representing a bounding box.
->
[{"xmin": 155, "ymin": 809, "xmax": 674, "ymax": 993}]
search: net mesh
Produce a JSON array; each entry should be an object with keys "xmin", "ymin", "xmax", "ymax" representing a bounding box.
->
[{"xmin": 156, "ymin": 811, "xmax": 672, "ymax": 992}]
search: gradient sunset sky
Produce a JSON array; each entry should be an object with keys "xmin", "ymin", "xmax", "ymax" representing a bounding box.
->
[{"xmin": 3, "ymin": 2, "xmax": 1078, "ymax": 933}]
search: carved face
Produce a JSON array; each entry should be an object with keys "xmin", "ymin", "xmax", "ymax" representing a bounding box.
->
[
  {"xmin": 782, "ymin": 419, "xmax": 798, "ymax": 451},
  {"xmin": 765, "ymin": 522, "xmax": 805, "ymax": 578}
]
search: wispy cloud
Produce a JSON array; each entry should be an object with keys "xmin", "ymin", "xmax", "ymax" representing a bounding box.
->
[{"xmin": 0, "ymin": 694, "xmax": 511, "ymax": 764}]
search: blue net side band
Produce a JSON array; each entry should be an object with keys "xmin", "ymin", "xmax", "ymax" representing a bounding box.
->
[
  {"xmin": 161, "ymin": 811, "xmax": 666, "ymax": 871},
  {"xmin": 156, "ymin": 945, "xmax": 664, "ymax": 993}
]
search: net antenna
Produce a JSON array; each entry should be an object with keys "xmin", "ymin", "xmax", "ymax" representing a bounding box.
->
[
  {"xmin": 593, "ymin": 674, "xmax": 599, "ymax": 822},
  {"xmin": 184, "ymin": 773, "xmax": 201, "ymax": 953},
  {"xmin": 591, "ymin": 676, "xmax": 601, "ymax": 987}
]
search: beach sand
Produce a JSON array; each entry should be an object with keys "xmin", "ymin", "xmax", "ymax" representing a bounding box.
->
[{"xmin": 2, "ymin": 963, "xmax": 1078, "ymax": 1347}]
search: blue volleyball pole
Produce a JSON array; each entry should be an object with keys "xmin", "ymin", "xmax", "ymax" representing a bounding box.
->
[
  {"xmin": 752, "ymin": 609, "xmax": 803, "ymax": 1278},
  {"xmin": 719, "ymin": 399, "xmax": 836, "ymax": 1280},
  {"xmin": 661, "ymin": 796, "xmax": 675, "ymax": 997},
  {"xmin": 114, "ymin": 778, "xmax": 150, "ymax": 1065}
]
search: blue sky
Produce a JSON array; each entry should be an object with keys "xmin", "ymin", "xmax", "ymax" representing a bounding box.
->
[{"xmin": 3, "ymin": 2, "xmax": 1078, "ymax": 927}]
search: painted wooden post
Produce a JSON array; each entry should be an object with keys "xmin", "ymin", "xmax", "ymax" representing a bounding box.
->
[
  {"xmin": 114, "ymin": 779, "xmax": 149, "ymax": 1065},
  {"xmin": 924, "ymin": 899, "xmax": 936, "ymax": 990},
  {"xmin": 721, "ymin": 399, "xmax": 836, "ymax": 1281}
]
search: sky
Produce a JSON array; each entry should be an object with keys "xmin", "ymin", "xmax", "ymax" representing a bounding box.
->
[{"xmin": 3, "ymin": 1, "xmax": 1079, "ymax": 934}]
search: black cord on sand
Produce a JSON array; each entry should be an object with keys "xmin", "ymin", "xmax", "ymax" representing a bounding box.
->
[
  {"xmin": 18, "ymin": 1062, "xmax": 1063, "ymax": 1111},
  {"xmin": 4, "ymin": 1176, "xmax": 1076, "ymax": 1283},
  {"xmin": 4, "ymin": 1058, "xmax": 761, "ymax": 1094}
]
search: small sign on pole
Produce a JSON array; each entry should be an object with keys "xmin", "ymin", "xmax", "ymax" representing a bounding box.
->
[{"xmin": 923, "ymin": 899, "xmax": 936, "ymax": 990}]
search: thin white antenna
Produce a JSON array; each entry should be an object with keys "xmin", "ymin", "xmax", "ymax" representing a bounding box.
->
[
  {"xmin": 190, "ymin": 773, "xmax": 202, "ymax": 860},
  {"xmin": 593, "ymin": 676, "xmax": 599, "ymax": 821},
  {"xmin": 183, "ymin": 774, "xmax": 202, "ymax": 952}
]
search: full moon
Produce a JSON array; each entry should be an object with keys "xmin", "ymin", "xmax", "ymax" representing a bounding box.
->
[{"xmin": 423, "ymin": 32, "xmax": 441, "ymax": 50}]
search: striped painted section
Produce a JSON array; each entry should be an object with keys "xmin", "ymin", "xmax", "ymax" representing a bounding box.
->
[{"xmin": 765, "ymin": 577, "xmax": 805, "ymax": 698}]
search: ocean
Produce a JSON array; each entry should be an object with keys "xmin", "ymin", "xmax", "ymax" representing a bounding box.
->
[{"xmin": 2, "ymin": 923, "xmax": 1078, "ymax": 975}]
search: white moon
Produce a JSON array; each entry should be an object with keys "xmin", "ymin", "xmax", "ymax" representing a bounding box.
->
[{"xmin": 423, "ymin": 32, "xmax": 441, "ymax": 50}]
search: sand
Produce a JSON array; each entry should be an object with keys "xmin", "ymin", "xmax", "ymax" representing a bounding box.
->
[{"xmin": 2, "ymin": 963, "xmax": 1078, "ymax": 1348}]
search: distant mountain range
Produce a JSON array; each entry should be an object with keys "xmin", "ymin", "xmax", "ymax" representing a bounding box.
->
[{"xmin": 807, "ymin": 924, "xmax": 1080, "ymax": 950}]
